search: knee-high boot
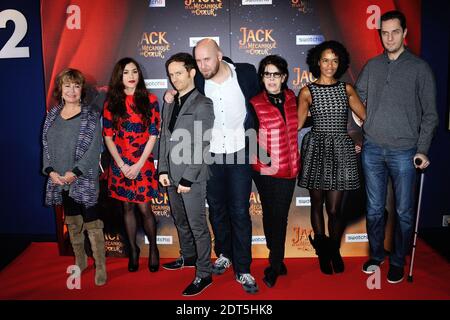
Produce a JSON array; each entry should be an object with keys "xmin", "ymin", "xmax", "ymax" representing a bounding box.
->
[
  {"xmin": 65, "ymin": 215, "xmax": 88, "ymax": 272},
  {"xmin": 309, "ymin": 234, "xmax": 333, "ymax": 275},
  {"xmin": 84, "ymin": 219, "xmax": 107, "ymax": 286}
]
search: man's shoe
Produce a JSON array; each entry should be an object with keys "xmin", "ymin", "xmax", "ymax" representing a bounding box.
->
[
  {"xmin": 362, "ymin": 259, "xmax": 384, "ymax": 274},
  {"xmin": 236, "ymin": 273, "xmax": 259, "ymax": 294},
  {"xmin": 387, "ymin": 265, "xmax": 404, "ymax": 284},
  {"xmin": 262, "ymin": 267, "xmax": 278, "ymax": 288},
  {"xmin": 162, "ymin": 256, "xmax": 196, "ymax": 271},
  {"xmin": 212, "ymin": 254, "xmax": 232, "ymax": 275},
  {"xmin": 182, "ymin": 276, "xmax": 212, "ymax": 296}
]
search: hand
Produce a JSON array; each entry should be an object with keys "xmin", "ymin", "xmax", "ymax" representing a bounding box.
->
[
  {"xmin": 159, "ymin": 174, "xmax": 171, "ymax": 187},
  {"xmin": 355, "ymin": 144, "xmax": 362, "ymax": 154},
  {"xmin": 125, "ymin": 163, "xmax": 142, "ymax": 180},
  {"xmin": 177, "ymin": 185, "xmax": 191, "ymax": 194},
  {"xmin": 414, "ymin": 153, "xmax": 430, "ymax": 170},
  {"xmin": 119, "ymin": 163, "xmax": 131, "ymax": 176},
  {"xmin": 62, "ymin": 171, "xmax": 77, "ymax": 185},
  {"xmin": 164, "ymin": 89, "xmax": 177, "ymax": 104},
  {"xmin": 49, "ymin": 172, "xmax": 65, "ymax": 186}
]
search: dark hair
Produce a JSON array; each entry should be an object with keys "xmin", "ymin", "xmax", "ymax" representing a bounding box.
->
[
  {"xmin": 53, "ymin": 68, "xmax": 86, "ymax": 102},
  {"xmin": 380, "ymin": 10, "xmax": 407, "ymax": 32},
  {"xmin": 257, "ymin": 55, "xmax": 289, "ymax": 90},
  {"xmin": 106, "ymin": 57, "xmax": 151, "ymax": 128},
  {"xmin": 165, "ymin": 52, "xmax": 197, "ymax": 73},
  {"xmin": 306, "ymin": 40, "xmax": 350, "ymax": 79}
]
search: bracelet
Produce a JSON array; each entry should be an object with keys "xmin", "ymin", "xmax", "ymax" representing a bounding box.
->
[{"xmin": 119, "ymin": 163, "xmax": 125, "ymax": 169}]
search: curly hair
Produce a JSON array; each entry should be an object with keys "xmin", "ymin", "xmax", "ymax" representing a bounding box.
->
[
  {"xmin": 53, "ymin": 68, "xmax": 86, "ymax": 102},
  {"xmin": 257, "ymin": 54, "xmax": 289, "ymax": 90},
  {"xmin": 105, "ymin": 57, "xmax": 151, "ymax": 129},
  {"xmin": 306, "ymin": 40, "xmax": 350, "ymax": 79}
]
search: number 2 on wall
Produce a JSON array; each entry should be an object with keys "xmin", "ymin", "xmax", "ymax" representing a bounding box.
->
[{"xmin": 0, "ymin": 9, "xmax": 30, "ymax": 59}]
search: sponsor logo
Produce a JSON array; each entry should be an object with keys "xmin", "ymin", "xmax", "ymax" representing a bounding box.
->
[
  {"xmin": 139, "ymin": 31, "xmax": 171, "ymax": 59},
  {"xmin": 149, "ymin": 0, "xmax": 165, "ymax": 7},
  {"xmin": 252, "ymin": 235, "xmax": 266, "ymax": 244},
  {"xmin": 292, "ymin": 66, "xmax": 316, "ymax": 90},
  {"xmin": 296, "ymin": 35, "xmax": 325, "ymax": 45},
  {"xmin": 242, "ymin": 0, "xmax": 272, "ymax": 5},
  {"xmin": 291, "ymin": 226, "xmax": 314, "ymax": 251},
  {"xmin": 185, "ymin": 0, "xmax": 223, "ymax": 16},
  {"xmin": 296, "ymin": 196, "xmax": 311, "ymax": 206},
  {"xmin": 345, "ymin": 233, "xmax": 368, "ymax": 243},
  {"xmin": 189, "ymin": 36, "xmax": 220, "ymax": 47},
  {"xmin": 239, "ymin": 27, "xmax": 277, "ymax": 56},
  {"xmin": 291, "ymin": 0, "xmax": 312, "ymax": 13},
  {"xmin": 144, "ymin": 79, "xmax": 168, "ymax": 89},
  {"xmin": 145, "ymin": 235, "xmax": 173, "ymax": 245}
]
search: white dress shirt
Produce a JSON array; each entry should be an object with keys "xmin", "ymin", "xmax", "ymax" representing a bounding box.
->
[{"xmin": 205, "ymin": 62, "xmax": 247, "ymax": 154}]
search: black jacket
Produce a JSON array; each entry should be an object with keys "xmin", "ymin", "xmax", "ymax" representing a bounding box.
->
[{"xmin": 194, "ymin": 56, "xmax": 260, "ymax": 131}]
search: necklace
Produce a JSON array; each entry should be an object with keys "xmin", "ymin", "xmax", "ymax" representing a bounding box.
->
[{"xmin": 268, "ymin": 94, "xmax": 283, "ymax": 105}]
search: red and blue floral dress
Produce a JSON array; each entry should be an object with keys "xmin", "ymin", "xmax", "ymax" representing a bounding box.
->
[{"xmin": 103, "ymin": 94, "xmax": 160, "ymax": 203}]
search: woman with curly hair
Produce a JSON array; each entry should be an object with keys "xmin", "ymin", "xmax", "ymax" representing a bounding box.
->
[
  {"xmin": 297, "ymin": 41, "xmax": 366, "ymax": 274},
  {"xmin": 103, "ymin": 57, "xmax": 161, "ymax": 273}
]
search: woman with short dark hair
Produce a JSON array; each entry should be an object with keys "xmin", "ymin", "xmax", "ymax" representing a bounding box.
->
[{"xmin": 250, "ymin": 55, "xmax": 299, "ymax": 288}]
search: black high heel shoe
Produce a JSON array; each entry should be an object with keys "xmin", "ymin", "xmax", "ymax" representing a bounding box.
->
[
  {"xmin": 128, "ymin": 247, "xmax": 140, "ymax": 272},
  {"xmin": 148, "ymin": 248, "xmax": 160, "ymax": 273}
]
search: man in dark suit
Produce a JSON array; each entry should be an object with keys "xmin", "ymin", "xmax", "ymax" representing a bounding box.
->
[
  {"xmin": 158, "ymin": 52, "xmax": 215, "ymax": 296},
  {"xmin": 194, "ymin": 38, "xmax": 260, "ymax": 294}
]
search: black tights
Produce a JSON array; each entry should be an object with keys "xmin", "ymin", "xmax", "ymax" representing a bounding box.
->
[
  {"xmin": 123, "ymin": 201, "xmax": 159, "ymax": 265},
  {"xmin": 309, "ymin": 189, "xmax": 345, "ymax": 242}
]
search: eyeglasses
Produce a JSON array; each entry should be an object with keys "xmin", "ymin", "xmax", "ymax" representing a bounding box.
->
[{"xmin": 263, "ymin": 72, "xmax": 283, "ymax": 79}]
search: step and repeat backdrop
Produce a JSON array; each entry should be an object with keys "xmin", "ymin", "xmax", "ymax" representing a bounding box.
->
[{"xmin": 39, "ymin": 0, "xmax": 421, "ymax": 258}]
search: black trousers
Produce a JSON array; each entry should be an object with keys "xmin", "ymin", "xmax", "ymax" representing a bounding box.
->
[
  {"xmin": 62, "ymin": 190, "xmax": 99, "ymax": 222},
  {"xmin": 253, "ymin": 172, "xmax": 296, "ymax": 273}
]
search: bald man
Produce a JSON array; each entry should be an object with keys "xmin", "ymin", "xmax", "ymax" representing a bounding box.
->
[{"xmin": 194, "ymin": 39, "xmax": 260, "ymax": 294}]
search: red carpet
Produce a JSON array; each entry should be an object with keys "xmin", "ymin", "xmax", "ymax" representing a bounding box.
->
[{"xmin": 0, "ymin": 240, "xmax": 448, "ymax": 300}]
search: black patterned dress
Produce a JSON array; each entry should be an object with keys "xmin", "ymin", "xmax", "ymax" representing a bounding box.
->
[{"xmin": 298, "ymin": 81, "xmax": 359, "ymax": 191}]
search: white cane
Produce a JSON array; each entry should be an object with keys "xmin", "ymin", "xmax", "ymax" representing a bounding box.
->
[{"xmin": 408, "ymin": 158, "xmax": 424, "ymax": 283}]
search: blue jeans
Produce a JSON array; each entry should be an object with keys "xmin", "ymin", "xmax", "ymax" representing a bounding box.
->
[
  {"xmin": 362, "ymin": 140, "xmax": 416, "ymax": 268},
  {"xmin": 207, "ymin": 153, "xmax": 253, "ymax": 274}
]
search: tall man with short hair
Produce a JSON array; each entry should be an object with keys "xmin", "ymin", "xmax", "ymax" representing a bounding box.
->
[
  {"xmin": 194, "ymin": 38, "xmax": 260, "ymax": 294},
  {"xmin": 356, "ymin": 10, "xmax": 438, "ymax": 284}
]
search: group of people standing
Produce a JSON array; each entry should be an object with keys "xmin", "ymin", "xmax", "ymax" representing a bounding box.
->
[{"xmin": 42, "ymin": 10, "xmax": 438, "ymax": 296}]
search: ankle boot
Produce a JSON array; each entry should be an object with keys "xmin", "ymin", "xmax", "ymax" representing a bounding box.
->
[
  {"xmin": 330, "ymin": 239, "xmax": 344, "ymax": 273},
  {"xmin": 85, "ymin": 220, "xmax": 107, "ymax": 286},
  {"xmin": 65, "ymin": 215, "xmax": 88, "ymax": 272},
  {"xmin": 309, "ymin": 234, "xmax": 333, "ymax": 275}
]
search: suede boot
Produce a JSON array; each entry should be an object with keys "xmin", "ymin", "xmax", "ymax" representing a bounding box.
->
[
  {"xmin": 85, "ymin": 219, "xmax": 107, "ymax": 286},
  {"xmin": 65, "ymin": 215, "xmax": 88, "ymax": 272}
]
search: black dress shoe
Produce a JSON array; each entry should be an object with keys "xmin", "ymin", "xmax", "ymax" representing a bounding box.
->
[
  {"xmin": 128, "ymin": 247, "xmax": 140, "ymax": 272},
  {"xmin": 182, "ymin": 276, "xmax": 212, "ymax": 296},
  {"xmin": 162, "ymin": 256, "xmax": 196, "ymax": 270},
  {"xmin": 148, "ymin": 248, "xmax": 160, "ymax": 273},
  {"xmin": 263, "ymin": 267, "xmax": 278, "ymax": 288},
  {"xmin": 264, "ymin": 263, "xmax": 287, "ymax": 276}
]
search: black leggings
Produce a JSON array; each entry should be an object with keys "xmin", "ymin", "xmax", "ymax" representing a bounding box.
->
[
  {"xmin": 309, "ymin": 189, "xmax": 345, "ymax": 242},
  {"xmin": 62, "ymin": 191, "xmax": 99, "ymax": 222}
]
